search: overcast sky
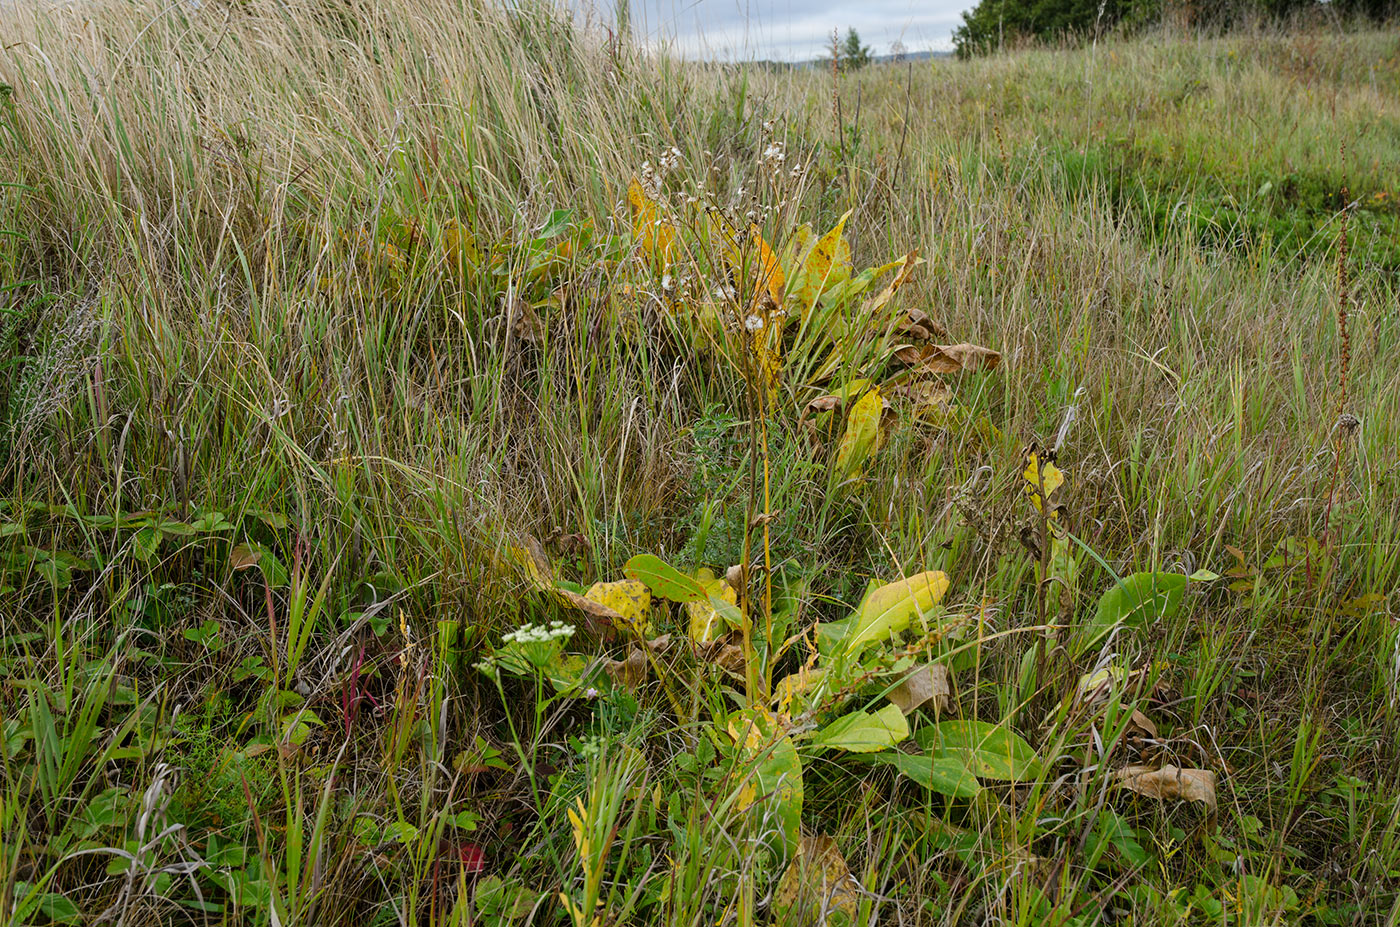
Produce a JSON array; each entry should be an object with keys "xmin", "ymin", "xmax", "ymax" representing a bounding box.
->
[{"xmin": 591, "ymin": 0, "xmax": 972, "ymax": 61}]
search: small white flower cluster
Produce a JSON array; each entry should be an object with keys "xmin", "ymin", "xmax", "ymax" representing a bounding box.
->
[
  {"xmin": 639, "ymin": 160, "xmax": 661, "ymax": 198},
  {"xmin": 659, "ymin": 146, "xmax": 682, "ymax": 172},
  {"xmin": 502, "ymin": 620, "xmax": 575, "ymax": 645}
]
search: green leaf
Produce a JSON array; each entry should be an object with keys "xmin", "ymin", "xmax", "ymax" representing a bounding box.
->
[
  {"xmin": 230, "ymin": 541, "xmax": 290, "ymax": 588},
  {"xmin": 840, "ymin": 571, "xmax": 950, "ymax": 656},
  {"xmin": 873, "ymin": 752, "xmax": 982, "ymax": 798},
  {"xmin": 833, "ymin": 386, "xmax": 883, "ymax": 479},
  {"xmin": 807, "ymin": 703, "xmax": 909, "ymax": 753},
  {"xmin": 190, "ymin": 510, "xmax": 235, "ymax": 533},
  {"xmin": 727, "ymin": 708, "xmax": 802, "ymax": 859},
  {"xmin": 37, "ymin": 893, "xmax": 82, "ymax": 924},
  {"xmin": 1078, "ymin": 572, "xmax": 1188, "ymax": 656},
  {"xmin": 624, "ymin": 554, "xmax": 708, "ymax": 603},
  {"xmin": 536, "ymin": 208, "xmax": 573, "ymax": 240},
  {"xmin": 914, "ymin": 720, "xmax": 1041, "ymax": 780}
]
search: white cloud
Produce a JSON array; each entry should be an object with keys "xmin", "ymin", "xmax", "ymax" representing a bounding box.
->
[{"xmin": 581, "ymin": 0, "xmax": 971, "ymax": 61}]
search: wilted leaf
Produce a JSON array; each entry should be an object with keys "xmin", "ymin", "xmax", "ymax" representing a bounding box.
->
[
  {"xmin": 773, "ymin": 665, "xmax": 825, "ymax": 714},
  {"xmin": 228, "ymin": 541, "xmax": 289, "ymax": 587},
  {"xmin": 1126, "ymin": 709, "xmax": 1159, "ymax": 742},
  {"xmin": 893, "ymin": 307, "xmax": 946, "ymax": 342},
  {"xmin": 790, "ymin": 210, "xmax": 853, "ymax": 311},
  {"xmin": 887, "ymin": 663, "xmax": 951, "ymax": 715},
  {"xmin": 807, "ymin": 703, "xmax": 909, "ymax": 753},
  {"xmin": 915, "ymin": 720, "xmax": 1041, "ymax": 780},
  {"xmin": 604, "ymin": 649, "xmax": 649, "ymax": 691},
  {"xmin": 894, "ymin": 379, "xmax": 954, "ymax": 419},
  {"xmin": 584, "ymin": 579, "xmax": 652, "ymax": 636},
  {"xmin": 506, "ymin": 295, "xmax": 543, "ymax": 344},
  {"xmin": 1116, "ymin": 764, "xmax": 1217, "ymax": 819},
  {"xmin": 873, "ymin": 751, "xmax": 982, "ymax": 798},
  {"xmin": 773, "ymin": 834, "xmax": 861, "ymax": 924},
  {"xmin": 840, "ymin": 571, "xmax": 950, "ymax": 656},
  {"xmin": 833, "ymin": 386, "xmax": 883, "ymax": 478},
  {"xmin": 507, "ymin": 537, "xmax": 554, "ymax": 588},
  {"xmin": 894, "ymin": 342, "xmax": 1002, "ymax": 374},
  {"xmin": 229, "ymin": 544, "xmax": 261, "ymax": 572}
]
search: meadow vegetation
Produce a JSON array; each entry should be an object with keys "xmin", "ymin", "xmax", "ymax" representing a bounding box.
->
[{"xmin": 1, "ymin": 1, "xmax": 1398, "ymax": 924}]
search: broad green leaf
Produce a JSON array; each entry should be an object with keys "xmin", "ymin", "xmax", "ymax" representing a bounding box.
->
[
  {"xmin": 727, "ymin": 707, "xmax": 802, "ymax": 859},
  {"xmin": 873, "ymin": 752, "xmax": 982, "ymax": 799},
  {"xmin": 790, "ymin": 209, "xmax": 852, "ymax": 311},
  {"xmin": 807, "ymin": 703, "xmax": 909, "ymax": 753},
  {"xmin": 841, "ymin": 571, "xmax": 950, "ymax": 656},
  {"xmin": 36, "ymin": 893, "xmax": 81, "ymax": 925},
  {"xmin": 915, "ymin": 720, "xmax": 1041, "ymax": 780},
  {"xmin": 833, "ymin": 386, "xmax": 882, "ymax": 479},
  {"xmin": 624, "ymin": 554, "xmax": 709, "ymax": 603},
  {"xmin": 131, "ymin": 527, "xmax": 161, "ymax": 562},
  {"xmin": 536, "ymin": 208, "xmax": 573, "ymax": 239},
  {"xmin": 1077, "ymin": 572, "xmax": 1188, "ymax": 657}
]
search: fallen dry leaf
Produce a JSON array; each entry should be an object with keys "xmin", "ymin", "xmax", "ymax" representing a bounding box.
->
[
  {"xmin": 893, "ymin": 379, "xmax": 953, "ymax": 416},
  {"xmin": 1126, "ymin": 709, "xmax": 1158, "ymax": 741},
  {"xmin": 887, "ymin": 663, "xmax": 951, "ymax": 715},
  {"xmin": 505, "ymin": 295, "xmax": 543, "ymax": 344},
  {"xmin": 893, "ymin": 342, "xmax": 1002, "ymax": 374},
  {"xmin": 894, "ymin": 307, "xmax": 947, "ymax": 342},
  {"xmin": 804, "ymin": 394, "xmax": 844, "ymax": 417},
  {"xmin": 604, "ymin": 649, "xmax": 648, "ymax": 691},
  {"xmin": 1116, "ymin": 764, "xmax": 1217, "ymax": 820}
]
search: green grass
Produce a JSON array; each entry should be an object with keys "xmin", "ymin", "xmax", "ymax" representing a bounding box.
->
[{"xmin": 1, "ymin": 2, "xmax": 1399, "ymax": 924}]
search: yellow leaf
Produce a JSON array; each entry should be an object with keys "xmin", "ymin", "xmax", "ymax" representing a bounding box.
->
[
  {"xmin": 585, "ymin": 579, "xmax": 653, "ymax": 636},
  {"xmin": 723, "ymin": 225, "xmax": 785, "ymax": 310},
  {"xmin": 773, "ymin": 835, "xmax": 861, "ymax": 923},
  {"xmin": 627, "ymin": 177, "xmax": 676, "ymax": 270},
  {"xmin": 844, "ymin": 571, "xmax": 950, "ymax": 654},
  {"xmin": 685, "ymin": 569, "xmax": 738, "ymax": 645},
  {"xmin": 441, "ymin": 218, "xmax": 479, "ymax": 272},
  {"xmin": 1022, "ymin": 452, "xmax": 1065, "ymax": 514},
  {"xmin": 834, "ymin": 386, "xmax": 882, "ymax": 478},
  {"xmin": 779, "ymin": 223, "xmax": 813, "ymax": 273},
  {"xmin": 791, "ymin": 210, "xmax": 853, "ymax": 313},
  {"xmin": 773, "ymin": 665, "xmax": 825, "ymax": 715},
  {"xmin": 507, "ymin": 540, "xmax": 553, "ymax": 591}
]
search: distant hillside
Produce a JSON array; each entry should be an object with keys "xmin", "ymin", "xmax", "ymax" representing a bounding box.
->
[{"xmin": 749, "ymin": 49, "xmax": 952, "ymax": 71}]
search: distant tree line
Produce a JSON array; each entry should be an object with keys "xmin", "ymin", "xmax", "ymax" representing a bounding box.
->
[{"xmin": 953, "ymin": 0, "xmax": 1397, "ymax": 57}]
